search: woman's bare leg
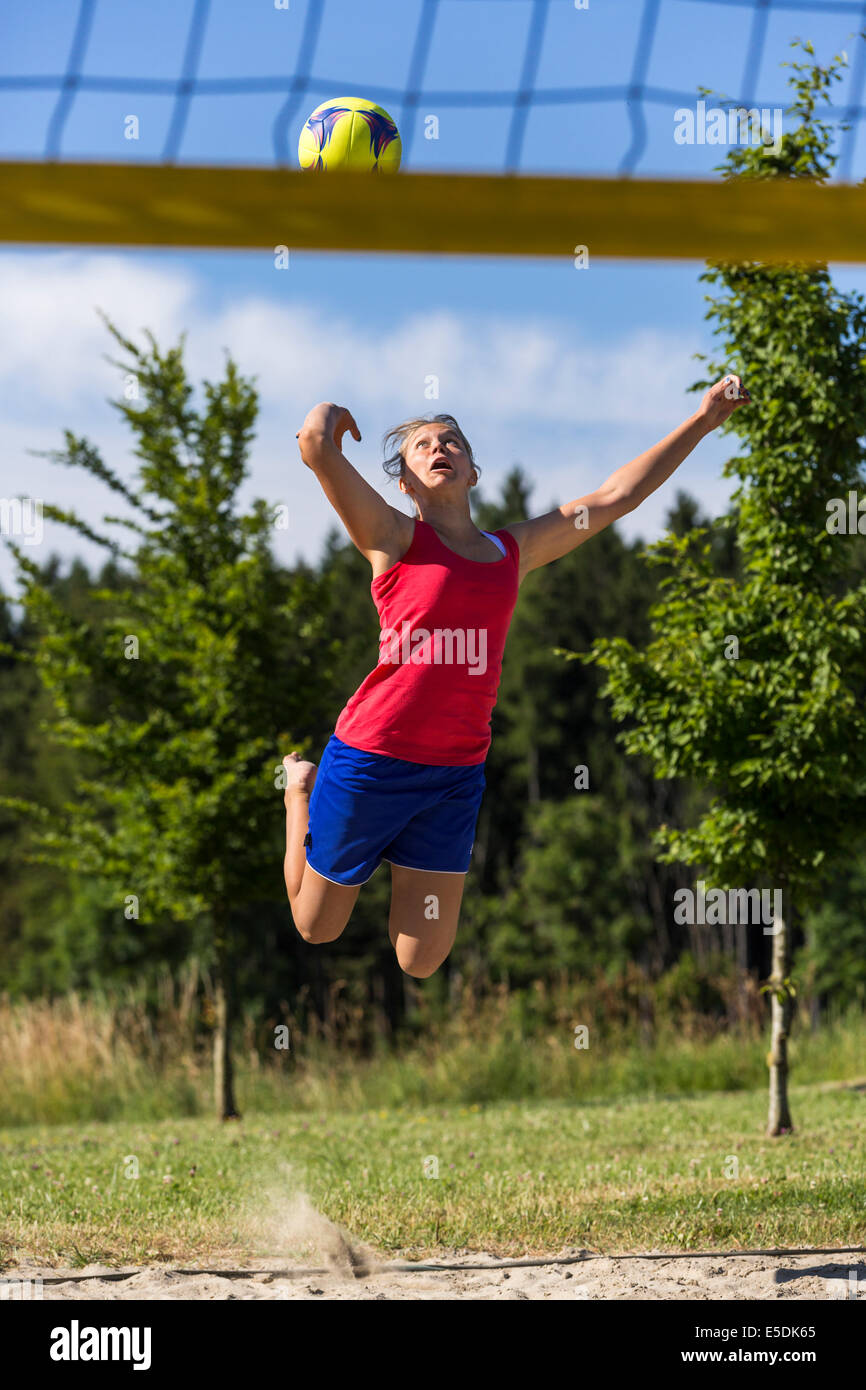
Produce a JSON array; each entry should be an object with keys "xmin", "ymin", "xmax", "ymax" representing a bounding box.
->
[
  {"xmin": 387, "ymin": 863, "xmax": 467, "ymax": 978},
  {"xmin": 283, "ymin": 752, "xmax": 359, "ymax": 942}
]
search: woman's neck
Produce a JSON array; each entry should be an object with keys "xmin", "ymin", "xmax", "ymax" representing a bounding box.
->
[{"xmin": 417, "ymin": 505, "xmax": 479, "ymax": 540}]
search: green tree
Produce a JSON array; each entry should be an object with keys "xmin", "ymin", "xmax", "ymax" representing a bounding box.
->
[
  {"xmin": 1, "ymin": 322, "xmax": 333, "ymax": 1117},
  {"xmin": 566, "ymin": 44, "xmax": 866, "ymax": 1135}
]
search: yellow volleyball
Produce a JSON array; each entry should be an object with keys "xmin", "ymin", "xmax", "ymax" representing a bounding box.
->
[{"xmin": 298, "ymin": 96, "xmax": 402, "ymax": 172}]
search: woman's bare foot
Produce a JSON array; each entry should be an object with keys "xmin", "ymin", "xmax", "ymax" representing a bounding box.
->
[{"xmin": 282, "ymin": 752, "xmax": 317, "ymax": 805}]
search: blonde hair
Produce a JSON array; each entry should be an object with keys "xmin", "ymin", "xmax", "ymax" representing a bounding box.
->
[{"xmin": 382, "ymin": 413, "xmax": 480, "ymax": 515}]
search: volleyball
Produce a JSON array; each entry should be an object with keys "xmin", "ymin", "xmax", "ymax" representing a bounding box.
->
[{"xmin": 298, "ymin": 96, "xmax": 402, "ymax": 172}]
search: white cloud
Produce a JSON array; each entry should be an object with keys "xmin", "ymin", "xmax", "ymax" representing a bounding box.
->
[
  {"xmin": 0, "ymin": 251, "xmax": 700, "ymax": 425},
  {"xmin": 186, "ymin": 301, "xmax": 695, "ymax": 430},
  {"xmin": 0, "ymin": 253, "xmax": 194, "ymax": 406}
]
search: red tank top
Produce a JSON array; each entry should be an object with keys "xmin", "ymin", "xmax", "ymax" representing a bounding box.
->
[{"xmin": 334, "ymin": 519, "xmax": 520, "ymax": 765}]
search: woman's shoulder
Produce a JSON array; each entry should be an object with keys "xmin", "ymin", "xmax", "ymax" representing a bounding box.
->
[
  {"xmin": 370, "ymin": 513, "xmax": 419, "ymax": 581},
  {"xmin": 492, "ymin": 525, "xmax": 521, "ymax": 560}
]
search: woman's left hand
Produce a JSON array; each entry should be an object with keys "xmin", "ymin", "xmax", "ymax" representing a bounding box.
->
[{"xmin": 697, "ymin": 374, "xmax": 752, "ymax": 430}]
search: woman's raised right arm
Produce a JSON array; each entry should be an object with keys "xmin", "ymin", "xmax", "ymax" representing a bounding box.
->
[{"xmin": 297, "ymin": 402, "xmax": 413, "ymax": 565}]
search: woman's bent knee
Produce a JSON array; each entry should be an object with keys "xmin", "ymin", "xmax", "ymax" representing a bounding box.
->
[
  {"xmin": 289, "ymin": 875, "xmax": 358, "ymax": 944},
  {"xmin": 291, "ymin": 911, "xmax": 347, "ymax": 945},
  {"xmin": 395, "ymin": 946, "xmax": 445, "ymax": 978}
]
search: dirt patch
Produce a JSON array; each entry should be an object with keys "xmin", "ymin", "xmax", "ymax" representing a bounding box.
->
[{"xmin": 10, "ymin": 1250, "xmax": 865, "ymax": 1301}]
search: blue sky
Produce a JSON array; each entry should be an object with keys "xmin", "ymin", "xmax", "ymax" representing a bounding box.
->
[{"xmin": 2, "ymin": 0, "xmax": 865, "ymax": 598}]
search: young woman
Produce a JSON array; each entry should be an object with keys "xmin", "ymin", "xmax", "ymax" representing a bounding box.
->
[{"xmin": 283, "ymin": 375, "xmax": 750, "ymax": 978}]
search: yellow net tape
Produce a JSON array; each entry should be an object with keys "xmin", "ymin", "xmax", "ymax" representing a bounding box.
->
[{"xmin": 1, "ymin": 162, "xmax": 864, "ymax": 263}]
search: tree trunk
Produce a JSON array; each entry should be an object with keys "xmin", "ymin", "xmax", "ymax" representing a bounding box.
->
[
  {"xmin": 646, "ymin": 864, "xmax": 671, "ymax": 971},
  {"xmin": 766, "ymin": 907, "xmax": 794, "ymax": 1136},
  {"xmin": 213, "ymin": 911, "xmax": 241, "ymax": 1121}
]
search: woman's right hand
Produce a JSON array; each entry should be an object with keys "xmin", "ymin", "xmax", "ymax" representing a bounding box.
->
[
  {"xmin": 296, "ymin": 402, "xmax": 361, "ymax": 453},
  {"xmin": 292, "ymin": 401, "xmax": 412, "ymax": 567}
]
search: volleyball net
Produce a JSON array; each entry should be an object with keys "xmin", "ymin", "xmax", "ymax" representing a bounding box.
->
[{"xmin": 1, "ymin": 0, "xmax": 866, "ymax": 261}]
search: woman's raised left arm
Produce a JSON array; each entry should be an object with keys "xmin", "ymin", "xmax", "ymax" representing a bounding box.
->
[{"xmin": 505, "ymin": 374, "xmax": 751, "ymax": 581}]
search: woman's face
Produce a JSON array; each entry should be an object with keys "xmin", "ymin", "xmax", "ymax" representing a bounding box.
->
[{"xmin": 400, "ymin": 423, "xmax": 475, "ymax": 508}]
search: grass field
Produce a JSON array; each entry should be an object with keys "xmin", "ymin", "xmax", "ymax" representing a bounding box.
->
[{"xmin": 2, "ymin": 1082, "xmax": 864, "ymax": 1267}]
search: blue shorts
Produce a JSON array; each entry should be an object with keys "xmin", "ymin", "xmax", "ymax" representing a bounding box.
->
[{"xmin": 304, "ymin": 734, "xmax": 486, "ymax": 886}]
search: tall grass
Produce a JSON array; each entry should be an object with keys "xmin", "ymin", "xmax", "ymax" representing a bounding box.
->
[
  {"xmin": 0, "ymin": 972, "xmax": 204, "ymax": 1125},
  {"xmin": 1, "ymin": 963, "xmax": 863, "ymax": 1126}
]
